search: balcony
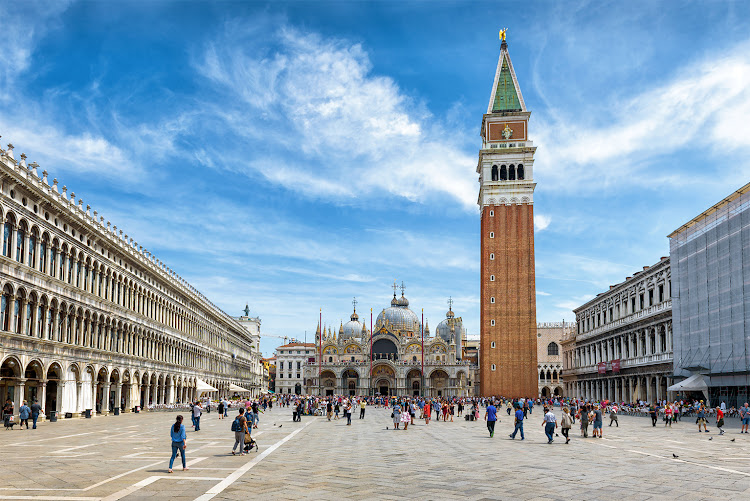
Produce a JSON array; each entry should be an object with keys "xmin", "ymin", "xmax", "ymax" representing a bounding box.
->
[
  {"xmin": 577, "ymin": 300, "xmax": 671, "ymax": 342},
  {"xmin": 567, "ymin": 351, "xmax": 673, "ymax": 375}
]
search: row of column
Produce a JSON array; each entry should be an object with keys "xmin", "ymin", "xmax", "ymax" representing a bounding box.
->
[
  {"xmin": 568, "ymin": 374, "xmax": 672, "ymax": 404},
  {"xmin": 571, "ymin": 321, "xmax": 672, "ymax": 368}
]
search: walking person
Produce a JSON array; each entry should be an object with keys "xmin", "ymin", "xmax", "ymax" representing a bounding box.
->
[
  {"xmin": 509, "ymin": 405, "xmax": 525, "ymax": 440},
  {"xmin": 424, "ymin": 401, "xmax": 431, "ymax": 425},
  {"xmin": 3, "ymin": 398, "xmax": 15, "ymax": 430},
  {"xmin": 561, "ymin": 407, "xmax": 572, "ymax": 444},
  {"xmin": 609, "ymin": 404, "xmax": 619, "ymax": 427},
  {"xmin": 542, "ymin": 406, "xmax": 557, "ymax": 444},
  {"xmin": 192, "ymin": 401, "xmax": 203, "ymax": 432},
  {"xmin": 579, "ymin": 405, "xmax": 589, "ymax": 438},
  {"xmin": 334, "ymin": 401, "xmax": 340, "ymax": 420},
  {"xmin": 649, "ymin": 404, "xmax": 658, "ymax": 427},
  {"xmin": 168, "ymin": 415, "xmax": 188, "ymax": 473},
  {"xmin": 19, "ymin": 401, "xmax": 30, "ymax": 430},
  {"xmin": 359, "ymin": 399, "xmax": 366, "ymax": 419},
  {"xmin": 30, "ymin": 400, "xmax": 42, "ymax": 429},
  {"xmin": 716, "ymin": 406, "xmax": 725, "ymax": 435},
  {"xmin": 327, "ymin": 400, "xmax": 333, "ymax": 421},
  {"xmin": 231, "ymin": 408, "xmax": 248, "ymax": 456},
  {"xmin": 401, "ymin": 404, "xmax": 411, "ymax": 430},
  {"xmin": 345, "ymin": 400, "xmax": 352, "ymax": 426},
  {"xmin": 697, "ymin": 404, "xmax": 708, "ymax": 432},
  {"xmin": 741, "ymin": 403, "xmax": 750, "ymax": 434},
  {"xmin": 484, "ymin": 400, "xmax": 497, "ymax": 438},
  {"xmin": 592, "ymin": 405, "xmax": 603, "ymax": 438},
  {"xmin": 664, "ymin": 404, "xmax": 673, "ymax": 427},
  {"xmin": 217, "ymin": 400, "xmax": 224, "ymax": 420},
  {"xmin": 392, "ymin": 403, "xmax": 401, "ymax": 430}
]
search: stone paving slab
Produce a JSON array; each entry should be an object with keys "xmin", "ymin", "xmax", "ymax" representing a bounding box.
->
[{"xmin": 0, "ymin": 406, "xmax": 748, "ymax": 500}]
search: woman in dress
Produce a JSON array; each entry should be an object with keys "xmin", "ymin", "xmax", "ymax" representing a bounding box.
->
[
  {"xmin": 424, "ymin": 401, "xmax": 431, "ymax": 425},
  {"xmin": 392, "ymin": 402, "xmax": 401, "ymax": 429},
  {"xmin": 401, "ymin": 404, "xmax": 411, "ymax": 430}
]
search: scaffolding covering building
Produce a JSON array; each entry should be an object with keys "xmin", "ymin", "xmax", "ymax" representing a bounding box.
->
[{"xmin": 670, "ymin": 182, "xmax": 750, "ymax": 407}]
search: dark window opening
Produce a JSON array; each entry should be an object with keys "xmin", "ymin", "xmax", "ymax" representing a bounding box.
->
[
  {"xmin": 500, "ymin": 165, "xmax": 507, "ymax": 180},
  {"xmin": 508, "ymin": 164, "xmax": 516, "ymax": 180},
  {"xmin": 517, "ymin": 164, "xmax": 524, "ymax": 180},
  {"xmin": 491, "ymin": 165, "xmax": 498, "ymax": 181}
]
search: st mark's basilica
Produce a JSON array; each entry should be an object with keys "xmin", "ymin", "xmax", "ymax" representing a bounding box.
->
[{"xmin": 303, "ymin": 286, "xmax": 475, "ymax": 397}]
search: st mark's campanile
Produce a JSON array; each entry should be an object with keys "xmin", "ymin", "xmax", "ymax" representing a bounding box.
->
[{"xmin": 478, "ymin": 32, "xmax": 538, "ymax": 397}]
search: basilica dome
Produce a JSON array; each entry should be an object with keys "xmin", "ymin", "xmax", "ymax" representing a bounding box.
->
[
  {"xmin": 436, "ymin": 308, "xmax": 461, "ymax": 343},
  {"xmin": 376, "ymin": 294, "xmax": 420, "ymax": 335},
  {"xmin": 341, "ymin": 311, "xmax": 364, "ymax": 340}
]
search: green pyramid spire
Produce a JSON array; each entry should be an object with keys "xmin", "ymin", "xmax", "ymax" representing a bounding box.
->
[{"xmin": 491, "ymin": 55, "xmax": 522, "ymax": 113}]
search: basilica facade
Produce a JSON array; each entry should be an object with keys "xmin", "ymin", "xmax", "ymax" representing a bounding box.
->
[
  {"xmin": 0, "ymin": 138, "xmax": 264, "ymax": 421},
  {"xmin": 303, "ymin": 291, "xmax": 476, "ymax": 397}
]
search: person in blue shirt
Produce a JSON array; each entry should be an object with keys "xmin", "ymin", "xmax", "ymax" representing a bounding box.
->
[
  {"xmin": 19, "ymin": 400, "xmax": 31, "ymax": 429},
  {"xmin": 168, "ymin": 415, "xmax": 188, "ymax": 473},
  {"xmin": 509, "ymin": 405, "xmax": 525, "ymax": 440},
  {"xmin": 484, "ymin": 401, "xmax": 498, "ymax": 437}
]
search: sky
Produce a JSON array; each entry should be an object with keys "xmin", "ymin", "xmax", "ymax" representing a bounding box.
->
[{"xmin": 1, "ymin": 0, "xmax": 749, "ymax": 357}]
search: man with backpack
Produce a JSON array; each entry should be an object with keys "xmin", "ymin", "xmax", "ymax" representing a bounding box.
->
[{"xmin": 231, "ymin": 408, "xmax": 249, "ymax": 456}]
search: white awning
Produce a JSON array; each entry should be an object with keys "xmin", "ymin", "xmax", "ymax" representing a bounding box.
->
[
  {"xmin": 196, "ymin": 378, "xmax": 218, "ymax": 395},
  {"xmin": 229, "ymin": 383, "xmax": 251, "ymax": 393},
  {"xmin": 667, "ymin": 374, "xmax": 709, "ymax": 392}
]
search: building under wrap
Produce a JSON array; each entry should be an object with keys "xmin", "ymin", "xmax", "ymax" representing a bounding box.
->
[{"xmin": 670, "ymin": 182, "xmax": 750, "ymax": 407}]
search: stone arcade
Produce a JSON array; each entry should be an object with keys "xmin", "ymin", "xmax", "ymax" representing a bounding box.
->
[{"xmin": 0, "ymin": 139, "xmax": 264, "ymax": 420}]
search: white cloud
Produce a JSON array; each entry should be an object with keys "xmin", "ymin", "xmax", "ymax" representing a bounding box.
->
[
  {"xmin": 0, "ymin": 1, "xmax": 73, "ymax": 101},
  {"xmin": 536, "ymin": 291, "xmax": 551, "ymax": 296},
  {"xmin": 534, "ymin": 214, "xmax": 551, "ymax": 232},
  {"xmin": 193, "ymin": 22, "xmax": 478, "ymax": 210},
  {"xmin": 534, "ymin": 39, "xmax": 750, "ymax": 191}
]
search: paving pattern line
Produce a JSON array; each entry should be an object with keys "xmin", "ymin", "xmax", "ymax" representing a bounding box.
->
[
  {"xmin": 0, "ymin": 496, "xmax": 100, "ymax": 500},
  {"xmin": 194, "ymin": 420, "xmax": 314, "ymax": 501}
]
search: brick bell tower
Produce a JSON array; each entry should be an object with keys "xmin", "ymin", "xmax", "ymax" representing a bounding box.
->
[{"xmin": 478, "ymin": 32, "xmax": 538, "ymax": 398}]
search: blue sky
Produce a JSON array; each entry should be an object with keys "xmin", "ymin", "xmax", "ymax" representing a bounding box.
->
[{"xmin": 2, "ymin": 1, "xmax": 749, "ymax": 357}]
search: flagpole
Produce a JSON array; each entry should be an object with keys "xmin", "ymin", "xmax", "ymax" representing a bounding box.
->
[
  {"xmin": 319, "ymin": 308, "xmax": 322, "ymax": 397},
  {"xmin": 421, "ymin": 308, "xmax": 425, "ymax": 398},
  {"xmin": 370, "ymin": 308, "xmax": 373, "ymax": 397}
]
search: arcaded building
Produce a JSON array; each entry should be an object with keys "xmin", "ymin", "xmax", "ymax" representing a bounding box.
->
[
  {"xmin": 0, "ymin": 139, "xmax": 264, "ymax": 420},
  {"xmin": 566, "ymin": 257, "xmax": 673, "ymax": 403},
  {"xmin": 537, "ymin": 322, "xmax": 573, "ymax": 398},
  {"xmin": 478, "ymin": 35, "xmax": 538, "ymax": 397}
]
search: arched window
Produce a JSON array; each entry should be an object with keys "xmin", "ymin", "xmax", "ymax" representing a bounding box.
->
[
  {"xmin": 28, "ymin": 229, "xmax": 37, "ymax": 268},
  {"xmin": 500, "ymin": 165, "xmax": 507, "ymax": 180},
  {"xmin": 517, "ymin": 164, "xmax": 524, "ymax": 180},
  {"xmin": 509, "ymin": 164, "xmax": 516, "ymax": 180},
  {"xmin": 58, "ymin": 246, "xmax": 66, "ymax": 281},
  {"xmin": 14, "ymin": 293, "xmax": 22, "ymax": 334},
  {"xmin": 491, "ymin": 165, "xmax": 498, "ymax": 181},
  {"xmin": 49, "ymin": 241, "xmax": 57, "ymax": 278},
  {"xmin": 0, "ymin": 285, "xmax": 12, "ymax": 331},
  {"xmin": 16, "ymin": 223, "xmax": 25, "ymax": 263},
  {"xmin": 547, "ymin": 342, "xmax": 559, "ymax": 356},
  {"xmin": 39, "ymin": 235, "xmax": 48, "ymax": 274},
  {"xmin": 1, "ymin": 214, "xmax": 11, "ymax": 258}
]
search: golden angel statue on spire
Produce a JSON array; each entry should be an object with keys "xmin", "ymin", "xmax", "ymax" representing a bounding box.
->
[{"xmin": 499, "ymin": 28, "xmax": 507, "ymax": 42}]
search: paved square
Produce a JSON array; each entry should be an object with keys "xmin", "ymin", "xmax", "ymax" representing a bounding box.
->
[{"xmin": 2, "ymin": 407, "xmax": 749, "ymax": 500}]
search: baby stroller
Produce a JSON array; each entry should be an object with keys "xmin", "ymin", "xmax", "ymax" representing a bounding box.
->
[{"xmin": 243, "ymin": 434, "xmax": 258, "ymax": 453}]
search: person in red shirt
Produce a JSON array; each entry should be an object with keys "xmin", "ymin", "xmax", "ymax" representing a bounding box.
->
[{"xmin": 716, "ymin": 407, "xmax": 725, "ymax": 435}]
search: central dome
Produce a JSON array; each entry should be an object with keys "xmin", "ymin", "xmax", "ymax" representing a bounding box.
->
[{"xmin": 376, "ymin": 294, "xmax": 420, "ymax": 334}]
